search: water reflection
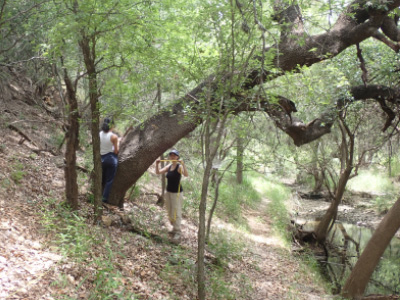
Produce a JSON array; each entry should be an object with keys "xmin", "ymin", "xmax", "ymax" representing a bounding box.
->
[{"xmin": 299, "ymin": 220, "xmax": 400, "ymax": 295}]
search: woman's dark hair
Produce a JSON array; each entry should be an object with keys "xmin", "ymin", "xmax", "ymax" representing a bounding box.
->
[{"xmin": 101, "ymin": 117, "xmax": 114, "ymax": 132}]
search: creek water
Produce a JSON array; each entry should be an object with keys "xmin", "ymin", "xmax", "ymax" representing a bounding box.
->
[{"xmin": 300, "ymin": 220, "xmax": 400, "ymax": 295}]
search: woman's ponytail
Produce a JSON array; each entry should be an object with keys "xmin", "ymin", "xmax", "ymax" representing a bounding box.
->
[{"xmin": 101, "ymin": 117, "xmax": 113, "ymax": 132}]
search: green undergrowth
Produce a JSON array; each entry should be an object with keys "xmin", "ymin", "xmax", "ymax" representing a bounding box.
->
[
  {"xmin": 290, "ymin": 247, "xmax": 333, "ymax": 298},
  {"xmin": 347, "ymin": 169, "xmax": 398, "ymax": 213},
  {"xmin": 160, "ymin": 229, "xmax": 252, "ymax": 300},
  {"xmin": 348, "ymin": 170, "xmax": 396, "ymax": 195},
  {"xmin": 215, "ymin": 173, "xmax": 262, "ymax": 225},
  {"xmin": 39, "ymin": 198, "xmax": 138, "ymax": 300},
  {"xmin": 252, "ymin": 174, "xmax": 292, "ymax": 243}
]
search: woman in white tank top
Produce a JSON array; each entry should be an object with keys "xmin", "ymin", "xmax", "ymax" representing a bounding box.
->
[{"xmin": 100, "ymin": 118, "xmax": 119, "ymax": 203}]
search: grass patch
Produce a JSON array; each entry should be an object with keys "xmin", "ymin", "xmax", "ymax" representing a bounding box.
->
[
  {"xmin": 372, "ymin": 195, "xmax": 396, "ymax": 214},
  {"xmin": 347, "ymin": 170, "xmax": 398, "ymax": 213},
  {"xmin": 207, "ymin": 229, "xmax": 246, "ymax": 267},
  {"xmin": 347, "ymin": 170, "xmax": 396, "ymax": 195},
  {"xmin": 386, "ymin": 156, "xmax": 400, "ymax": 178},
  {"xmin": 11, "ymin": 161, "xmax": 26, "ymax": 184},
  {"xmin": 217, "ymin": 174, "xmax": 261, "ymax": 223},
  {"xmin": 160, "ymin": 229, "xmax": 252, "ymax": 300},
  {"xmin": 160, "ymin": 248, "xmax": 197, "ymax": 299},
  {"xmin": 290, "ymin": 248, "xmax": 332, "ymax": 297}
]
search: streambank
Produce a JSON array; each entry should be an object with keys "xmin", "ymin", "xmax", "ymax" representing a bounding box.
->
[
  {"xmin": 290, "ymin": 189, "xmax": 400, "ymax": 297},
  {"xmin": 291, "ymin": 190, "xmax": 385, "ymax": 233}
]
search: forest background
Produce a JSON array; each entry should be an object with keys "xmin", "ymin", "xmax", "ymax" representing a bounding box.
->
[{"xmin": 1, "ymin": 0, "xmax": 400, "ymax": 299}]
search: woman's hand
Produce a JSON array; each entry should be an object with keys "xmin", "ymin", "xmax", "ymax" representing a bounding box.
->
[{"xmin": 156, "ymin": 159, "xmax": 161, "ymax": 164}]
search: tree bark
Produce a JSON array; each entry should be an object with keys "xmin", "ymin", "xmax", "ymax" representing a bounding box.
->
[
  {"xmin": 206, "ymin": 171, "xmax": 220, "ymax": 244},
  {"xmin": 62, "ymin": 66, "xmax": 80, "ymax": 210},
  {"xmin": 79, "ymin": 35, "xmax": 102, "ymax": 219},
  {"xmin": 342, "ymin": 198, "xmax": 400, "ymax": 299},
  {"xmin": 315, "ymin": 118, "xmax": 354, "ymax": 242},
  {"xmin": 198, "ymin": 110, "xmax": 213, "ymax": 300},
  {"xmin": 157, "ymin": 83, "xmax": 166, "ymax": 206},
  {"xmin": 109, "ymin": 105, "xmax": 201, "ymax": 207},
  {"xmin": 236, "ymin": 135, "xmax": 244, "ymax": 184},
  {"xmin": 198, "ymin": 159, "xmax": 212, "ymax": 300},
  {"xmin": 314, "ymin": 167, "xmax": 352, "ymax": 242}
]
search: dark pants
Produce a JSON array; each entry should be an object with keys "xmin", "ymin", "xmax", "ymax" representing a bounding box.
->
[{"xmin": 101, "ymin": 152, "xmax": 118, "ymax": 203}]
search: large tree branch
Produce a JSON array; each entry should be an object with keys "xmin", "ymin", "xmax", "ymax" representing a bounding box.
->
[
  {"xmin": 238, "ymin": 85, "xmax": 400, "ymax": 147},
  {"xmin": 286, "ymin": 85, "xmax": 400, "ymax": 146},
  {"xmin": 381, "ymin": 15, "xmax": 400, "ymax": 42},
  {"xmin": 244, "ymin": 0, "xmax": 400, "ymax": 89},
  {"xmin": 108, "ymin": 0, "xmax": 400, "ymax": 206}
]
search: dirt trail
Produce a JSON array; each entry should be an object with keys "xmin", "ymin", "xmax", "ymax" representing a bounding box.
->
[{"xmin": 237, "ymin": 198, "xmax": 331, "ymax": 300}]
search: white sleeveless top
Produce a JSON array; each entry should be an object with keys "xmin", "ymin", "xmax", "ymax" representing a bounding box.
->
[{"xmin": 100, "ymin": 131, "xmax": 114, "ymax": 155}]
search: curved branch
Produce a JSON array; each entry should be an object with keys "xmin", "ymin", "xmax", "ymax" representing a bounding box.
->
[
  {"xmin": 373, "ymin": 31, "xmax": 400, "ymax": 52},
  {"xmin": 381, "ymin": 15, "xmax": 400, "ymax": 42},
  {"xmin": 272, "ymin": 85, "xmax": 400, "ymax": 146}
]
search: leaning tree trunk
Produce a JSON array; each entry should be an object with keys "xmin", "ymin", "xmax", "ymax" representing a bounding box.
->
[
  {"xmin": 342, "ymin": 198, "xmax": 400, "ymax": 299},
  {"xmin": 315, "ymin": 118, "xmax": 354, "ymax": 242},
  {"xmin": 108, "ymin": 105, "xmax": 201, "ymax": 207},
  {"xmin": 314, "ymin": 167, "xmax": 352, "ymax": 242}
]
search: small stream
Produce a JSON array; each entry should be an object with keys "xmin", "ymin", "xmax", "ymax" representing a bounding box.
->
[{"xmin": 300, "ymin": 220, "xmax": 400, "ymax": 295}]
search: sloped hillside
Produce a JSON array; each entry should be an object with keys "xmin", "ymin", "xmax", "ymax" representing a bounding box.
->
[{"xmin": 0, "ymin": 67, "xmax": 67, "ymax": 299}]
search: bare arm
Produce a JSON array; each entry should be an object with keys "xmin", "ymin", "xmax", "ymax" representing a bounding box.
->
[
  {"xmin": 111, "ymin": 134, "xmax": 119, "ymax": 154},
  {"xmin": 156, "ymin": 160, "xmax": 170, "ymax": 174}
]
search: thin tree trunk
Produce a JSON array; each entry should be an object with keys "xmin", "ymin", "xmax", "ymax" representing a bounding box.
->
[
  {"xmin": 198, "ymin": 108, "xmax": 229, "ymax": 300},
  {"xmin": 236, "ymin": 135, "xmax": 244, "ymax": 184},
  {"xmin": 388, "ymin": 139, "xmax": 392, "ymax": 177},
  {"xmin": 206, "ymin": 158, "xmax": 234, "ymax": 243},
  {"xmin": 62, "ymin": 64, "xmax": 79, "ymax": 210},
  {"xmin": 311, "ymin": 143, "xmax": 324, "ymax": 193},
  {"xmin": 197, "ymin": 117, "xmax": 213, "ymax": 300},
  {"xmin": 314, "ymin": 167, "xmax": 352, "ymax": 241},
  {"xmin": 342, "ymin": 198, "xmax": 400, "ymax": 299},
  {"xmin": 206, "ymin": 172, "xmax": 220, "ymax": 243},
  {"xmin": 79, "ymin": 35, "xmax": 102, "ymax": 220},
  {"xmin": 198, "ymin": 160, "xmax": 212, "ymax": 300},
  {"xmin": 315, "ymin": 118, "xmax": 354, "ymax": 242}
]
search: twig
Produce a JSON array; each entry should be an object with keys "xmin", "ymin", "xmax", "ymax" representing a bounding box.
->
[
  {"xmin": 7, "ymin": 124, "xmax": 37, "ymax": 147},
  {"xmin": 0, "ymin": 56, "xmax": 47, "ymax": 67}
]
